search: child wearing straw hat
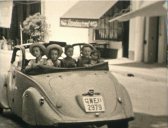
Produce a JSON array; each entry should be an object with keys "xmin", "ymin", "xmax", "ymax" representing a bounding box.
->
[
  {"xmin": 25, "ymin": 43, "xmax": 47, "ymax": 70},
  {"xmin": 46, "ymin": 44, "xmax": 63, "ymax": 67}
]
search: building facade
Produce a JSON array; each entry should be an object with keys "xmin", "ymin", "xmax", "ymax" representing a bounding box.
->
[
  {"xmin": 110, "ymin": 0, "xmax": 167, "ymax": 63},
  {"xmin": 0, "ymin": 0, "xmax": 166, "ymax": 64},
  {"xmin": 128, "ymin": 1, "xmax": 167, "ymax": 64},
  {"xmin": 59, "ymin": 0, "xmax": 130, "ymax": 59}
]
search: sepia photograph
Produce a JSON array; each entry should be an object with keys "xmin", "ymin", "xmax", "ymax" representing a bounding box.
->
[{"xmin": 0, "ymin": 0, "xmax": 167, "ymax": 128}]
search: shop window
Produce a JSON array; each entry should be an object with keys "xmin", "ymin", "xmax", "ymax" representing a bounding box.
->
[{"xmin": 95, "ymin": 18, "xmax": 123, "ymax": 41}]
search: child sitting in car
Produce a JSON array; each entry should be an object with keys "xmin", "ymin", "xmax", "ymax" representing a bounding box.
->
[
  {"xmin": 46, "ymin": 44, "xmax": 63, "ymax": 67},
  {"xmin": 25, "ymin": 43, "xmax": 47, "ymax": 70},
  {"xmin": 62, "ymin": 45, "xmax": 77, "ymax": 68},
  {"xmin": 77, "ymin": 45, "xmax": 92, "ymax": 67},
  {"xmin": 89, "ymin": 50, "xmax": 102, "ymax": 65},
  {"xmin": 83, "ymin": 50, "xmax": 103, "ymax": 67}
]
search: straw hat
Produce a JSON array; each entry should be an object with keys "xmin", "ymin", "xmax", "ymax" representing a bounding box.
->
[
  {"xmin": 46, "ymin": 44, "xmax": 63, "ymax": 58},
  {"xmin": 29, "ymin": 43, "xmax": 46, "ymax": 56},
  {"xmin": 81, "ymin": 44, "xmax": 94, "ymax": 51}
]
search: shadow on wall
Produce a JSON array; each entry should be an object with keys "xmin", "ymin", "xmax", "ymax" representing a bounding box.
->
[{"xmin": 129, "ymin": 112, "xmax": 168, "ymax": 128}]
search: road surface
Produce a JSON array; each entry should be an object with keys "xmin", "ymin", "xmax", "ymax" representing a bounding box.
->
[{"xmin": 112, "ymin": 72, "xmax": 168, "ymax": 128}]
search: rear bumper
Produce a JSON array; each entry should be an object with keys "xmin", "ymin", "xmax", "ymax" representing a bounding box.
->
[{"xmin": 50, "ymin": 117, "xmax": 134, "ymax": 127}]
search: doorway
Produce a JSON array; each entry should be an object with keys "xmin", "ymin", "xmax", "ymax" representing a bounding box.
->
[
  {"xmin": 122, "ymin": 21, "xmax": 129, "ymax": 58},
  {"xmin": 144, "ymin": 17, "xmax": 159, "ymax": 63}
]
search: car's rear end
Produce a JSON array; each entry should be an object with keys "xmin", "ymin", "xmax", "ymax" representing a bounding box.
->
[{"xmin": 23, "ymin": 67, "xmax": 133, "ymax": 127}]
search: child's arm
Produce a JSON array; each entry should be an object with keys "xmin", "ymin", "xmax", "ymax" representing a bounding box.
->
[
  {"xmin": 25, "ymin": 60, "xmax": 39, "ymax": 70},
  {"xmin": 77, "ymin": 58, "xmax": 83, "ymax": 67},
  {"xmin": 25, "ymin": 60, "xmax": 34, "ymax": 71}
]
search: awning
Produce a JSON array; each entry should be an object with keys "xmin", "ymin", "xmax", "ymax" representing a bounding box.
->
[
  {"xmin": 109, "ymin": 1, "xmax": 166, "ymax": 22},
  {"xmin": 60, "ymin": 0, "xmax": 117, "ymax": 28}
]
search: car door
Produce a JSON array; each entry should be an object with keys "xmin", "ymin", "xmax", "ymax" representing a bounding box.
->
[
  {"xmin": 0, "ymin": 50, "xmax": 12, "ymax": 109},
  {"xmin": 6, "ymin": 46, "xmax": 25, "ymax": 112}
]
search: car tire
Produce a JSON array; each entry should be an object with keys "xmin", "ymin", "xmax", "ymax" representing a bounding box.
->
[
  {"xmin": 107, "ymin": 120, "xmax": 128, "ymax": 128},
  {"xmin": 0, "ymin": 108, "xmax": 3, "ymax": 114}
]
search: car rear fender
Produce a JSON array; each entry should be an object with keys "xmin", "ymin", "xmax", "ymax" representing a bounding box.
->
[
  {"xmin": 0, "ymin": 71, "xmax": 9, "ymax": 109},
  {"xmin": 0, "ymin": 50, "xmax": 12, "ymax": 109},
  {"xmin": 114, "ymin": 82, "xmax": 134, "ymax": 119},
  {"xmin": 22, "ymin": 87, "xmax": 62, "ymax": 126}
]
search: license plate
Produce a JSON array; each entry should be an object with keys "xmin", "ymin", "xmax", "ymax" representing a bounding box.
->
[{"xmin": 82, "ymin": 95, "xmax": 105, "ymax": 112}]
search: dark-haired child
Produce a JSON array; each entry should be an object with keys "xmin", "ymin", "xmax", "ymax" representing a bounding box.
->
[
  {"xmin": 90, "ymin": 50, "xmax": 102, "ymax": 65},
  {"xmin": 62, "ymin": 45, "xmax": 77, "ymax": 68},
  {"xmin": 77, "ymin": 45, "xmax": 92, "ymax": 67}
]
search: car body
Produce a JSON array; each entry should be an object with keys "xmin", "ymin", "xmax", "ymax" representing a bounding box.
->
[{"xmin": 0, "ymin": 43, "xmax": 134, "ymax": 127}]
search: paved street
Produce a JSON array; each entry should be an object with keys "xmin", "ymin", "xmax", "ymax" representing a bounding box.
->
[
  {"xmin": 112, "ymin": 72, "xmax": 168, "ymax": 128},
  {"xmin": 108, "ymin": 58, "xmax": 168, "ymax": 128}
]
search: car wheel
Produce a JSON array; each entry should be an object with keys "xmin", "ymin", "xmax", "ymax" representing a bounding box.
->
[
  {"xmin": 81, "ymin": 124, "xmax": 108, "ymax": 128},
  {"xmin": 107, "ymin": 120, "xmax": 128, "ymax": 128},
  {"xmin": 0, "ymin": 108, "xmax": 3, "ymax": 114}
]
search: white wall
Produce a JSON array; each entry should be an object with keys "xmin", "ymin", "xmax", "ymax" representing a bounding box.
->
[{"xmin": 41, "ymin": 0, "xmax": 89, "ymax": 44}]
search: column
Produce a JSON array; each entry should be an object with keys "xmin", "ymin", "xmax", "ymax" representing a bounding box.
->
[
  {"xmin": 134, "ymin": 17, "xmax": 145, "ymax": 62},
  {"xmin": 129, "ymin": 0, "xmax": 145, "ymax": 62},
  {"xmin": 158, "ymin": 16, "xmax": 167, "ymax": 63}
]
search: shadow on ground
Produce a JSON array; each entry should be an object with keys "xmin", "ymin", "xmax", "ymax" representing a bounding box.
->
[
  {"xmin": 0, "ymin": 112, "xmax": 30, "ymax": 128},
  {"xmin": 0, "ymin": 111, "xmax": 59, "ymax": 128},
  {"xmin": 1, "ymin": 111, "xmax": 168, "ymax": 128},
  {"xmin": 129, "ymin": 112, "xmax": 168, "ymax": 128}
]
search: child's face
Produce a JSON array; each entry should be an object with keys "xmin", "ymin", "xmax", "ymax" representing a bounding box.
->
[
  {"xmin": 91, "ymin": 53, "xmax": 99, "ymax": 60},
  {"xmin": 82, "ymin": 47, "xmax": 92, "ymax": 58},
  {"xmin": 50, "ymin": 49, "xmax": 59, "ymax": 61},
  {"xmin": 66, "ymin": 47, "xmax": 73, "ymax": 57},
  {"xmin": 32, "ymin": 47, "xmax": 42, "ymax": 58}
]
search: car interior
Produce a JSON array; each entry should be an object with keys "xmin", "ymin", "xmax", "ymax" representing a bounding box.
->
[{"xmin": 11, "ymin": 42, "xmax": 109, "ymax": 75}]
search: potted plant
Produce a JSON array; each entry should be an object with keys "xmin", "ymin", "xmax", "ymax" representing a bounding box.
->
[{"xmin": 22, "ymin": 12, "xmax": 48, "ymax": 43}]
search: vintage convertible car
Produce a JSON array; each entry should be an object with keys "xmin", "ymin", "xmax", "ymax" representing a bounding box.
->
[{"xmin": 0, "ymin": 42, "xmax": 134, "ymax": 128}]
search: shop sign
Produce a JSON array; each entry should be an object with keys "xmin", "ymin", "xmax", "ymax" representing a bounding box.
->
[{"xmin": 60, "ymin": 18, "xmax": 98, "ymax": 28}]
